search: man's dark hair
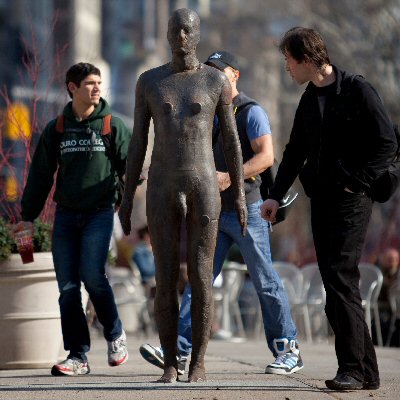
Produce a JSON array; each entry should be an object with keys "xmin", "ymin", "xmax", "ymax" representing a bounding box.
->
[
  {"xmin": 279, "ymin": 27, "xmax": 330, "ymax": 70},
  {"xmin": 65, "ymin": 62, "xmax": 101, "ymax": 99}
]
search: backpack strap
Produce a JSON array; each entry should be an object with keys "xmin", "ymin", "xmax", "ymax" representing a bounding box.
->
[
  {"xmin": 55, "ymin": 114, "xmax": 113, "ymax": 157},
  {"xmin": 100, "ymin": 115, "xmax": 123, "ymax": 185},
  {"xmin": 234, "ymin": 101, "xmax": 258, "ymax": 117},
  {"xmin": 55, "ymin": 115, "xmax": 64, "ymax": 133},
  {"xmin": 55, "ymin": 114, "xmax": 112, "ymax": 135},
  {"xmin": 100, "ymin": 114, "xmax": 124, "ymax": 207},
  {"xmin": 100, "ymin": 114, "xmax": 113, "ymax": 160},
  {"xmin": 212, "ymin": 101, "xmax": 257, "ymax": 146},
  {"xmin": 101, "ymin": 114, "xmax": 112, "ymax": 136}
]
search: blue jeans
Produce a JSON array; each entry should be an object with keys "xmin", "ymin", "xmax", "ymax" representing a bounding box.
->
[
  {"xmin": 177, "ymin": 199, "xmax": 298, "ymax": 356},
  {"xmin": 132, "ymin": 243, "xmax": 156, "ymax": 283},
  {"xmin": 52, "ymin": 206, "xmax": 122, "ymax": 361}
]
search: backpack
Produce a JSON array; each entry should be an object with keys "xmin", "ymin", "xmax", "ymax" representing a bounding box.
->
[
  {"xmin": 369, "ymin": 123, "xmax": 400, "ymax": 203},
  {"xmin": 216, "ymin": 100, "xmax": 298, "ymax": 225},
  {"xmin": 344, "ymin": 75, "xmax": 400, "ymax": 203},
  {"xmin": 55, "ymin": 114, "xmax": 125, "ymax": 206}
]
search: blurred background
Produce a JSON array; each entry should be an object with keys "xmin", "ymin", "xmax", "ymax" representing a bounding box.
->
[{"xmin": 0, "ymin": 0, "xmax": 399, "ymax": 265}]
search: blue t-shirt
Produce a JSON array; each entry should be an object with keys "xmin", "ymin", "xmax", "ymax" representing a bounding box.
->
[{"xmin": 245, "ymin": 105, "xmax": 272, "ymax": 141}]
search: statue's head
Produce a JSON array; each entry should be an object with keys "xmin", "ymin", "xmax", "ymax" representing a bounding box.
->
[{"xmin": 167, "ymin": 8, "xmax": 200, "ymax": 55}]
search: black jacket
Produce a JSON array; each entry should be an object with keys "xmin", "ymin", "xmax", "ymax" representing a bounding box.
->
[{"xmin": 269, "ymin": 65, "xmax": 397, "ymax": 200}]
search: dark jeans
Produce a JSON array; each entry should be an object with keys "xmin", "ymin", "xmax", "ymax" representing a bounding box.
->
[
  {"xmin": 52, "ymin": 206, "xmax": 122, "ymax": 361},
  {"xmin": 311, "ymin": 190, "xmax": 379, "ymax": 383}
]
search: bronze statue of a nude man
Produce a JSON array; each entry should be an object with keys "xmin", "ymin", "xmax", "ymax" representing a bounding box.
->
[{"xmin": 119, "ymin": 8, "xmax": 247, "ymax": 383}]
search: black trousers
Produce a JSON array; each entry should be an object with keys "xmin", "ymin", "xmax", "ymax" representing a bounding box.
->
[{"xmin": 311, "ymin": 190, "xmax": 379, "ymax": 383}]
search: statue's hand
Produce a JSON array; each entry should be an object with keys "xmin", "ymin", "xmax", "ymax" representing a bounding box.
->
[
  {"xmin": 118, "ymin": 199, "xmax": 133, "ymax": 236},
  {"xmin": 235, "ymin": 199, "xmax": 248, "ymax": 236}
]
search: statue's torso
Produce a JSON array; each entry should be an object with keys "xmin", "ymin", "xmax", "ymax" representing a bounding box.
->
[{"xmin": 145, "ymin": 65, "xmax": 222, "ymax": 173}]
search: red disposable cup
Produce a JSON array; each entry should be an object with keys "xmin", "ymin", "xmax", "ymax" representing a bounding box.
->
[
  {"xmin": 14, "ymin": 230, "xmax": 34, "ymax": 264},
  {"xmin": 18, "ymin": 245, "xmax": 34, "ymax": 264}
]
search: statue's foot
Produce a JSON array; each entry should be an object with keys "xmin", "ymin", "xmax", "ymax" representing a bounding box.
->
[
  {"xmin": 157, "ymin": 366, "xmax": 177, "ymax": 383},
  {"xmin": 188, "ymin": 366, "xmax": 206, "ymax": 382}
]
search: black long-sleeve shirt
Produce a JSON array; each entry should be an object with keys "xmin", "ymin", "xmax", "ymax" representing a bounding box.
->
[{"xmin": 269, "ymin": 65, "xmax": 397, "ymax": 201}]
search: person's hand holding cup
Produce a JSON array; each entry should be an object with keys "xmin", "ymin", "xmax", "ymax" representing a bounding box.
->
[{"xmin": 12, "ymin": 221, "xmax": 34, "ymax": 264}]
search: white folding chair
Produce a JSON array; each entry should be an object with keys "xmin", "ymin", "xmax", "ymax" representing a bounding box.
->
[
  {"xmin": 213, "ymin": 261, "xmax": 247, "ymax": 338},
  {"xmin": 272, "ymin": 261, "xmax": 312, "ymax": 342},
  {"xmin": 359, "ymin": 263, "xmax": 383, "ymax": 346},
  {"xmin": 386, "ymin": 278, "xmax": 400, "ymax": 346},
  {"xmin": 301, "ymin": 263, "xmax": 327, "ymax": 341},
  {"xmin": 108, "ymin": 267, "xmax": 149, "ymax": 334}
]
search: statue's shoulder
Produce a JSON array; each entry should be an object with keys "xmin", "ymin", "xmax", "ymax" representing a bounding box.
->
[
  {"xmin": 201, "ymin": 64, "xmax": 225, "ymax": 81},
  {"xmin": 138, "ymin": 64, "xmax": 171, "ymax": 85},
  {"xmin": 200, "ymin": 63, "xmax": 230, "ymax": 93}
]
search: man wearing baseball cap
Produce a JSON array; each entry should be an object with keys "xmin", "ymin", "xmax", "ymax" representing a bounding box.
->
[
  {"xmin": 140, "ymin": 50, "xmax": 303, "ymax": 376},
  {"xmin": 206, "ymin": 50, "xmax": 240, "ymax": 71}
]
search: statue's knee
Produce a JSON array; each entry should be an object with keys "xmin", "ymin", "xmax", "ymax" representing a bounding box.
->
[{"xmin": 196, "ymin": 216, "xmax": 218, "ymax": 247}]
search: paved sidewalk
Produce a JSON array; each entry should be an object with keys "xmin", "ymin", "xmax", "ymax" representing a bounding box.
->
[{"xmin": 0, "ymin": 330, "xmax": 399, "ymax": 400}]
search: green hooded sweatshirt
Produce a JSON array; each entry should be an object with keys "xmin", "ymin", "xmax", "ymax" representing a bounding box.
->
[{"xmin": 21, "ymin": 98, "xmax": 131, "ymax": 221}]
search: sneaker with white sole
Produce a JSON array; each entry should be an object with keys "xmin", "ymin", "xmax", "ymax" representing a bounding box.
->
[
  {"xmin": 139, "ymin": 343, "xmax": 187, "ymax": 375},
  {"xmin": 107, "ymin": 330, "xmax": 128, "ymax": 366},
  {"xmin": 265, "ymin": 338, "xmax": 304, "ymax": 375},
  {"xmin": 51, "ymin": 358, "xmax": 90, "ymax": 376}
]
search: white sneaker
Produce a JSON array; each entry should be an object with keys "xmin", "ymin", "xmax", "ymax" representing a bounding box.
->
[
  {"xmin": 107, "ymin": 330, "xmax": 128, "ymax": 366},
  {"xmin": 265, "ymin": 338, "xmax": 304, "ymax": 375},
  {"xmin": 139, "ymin": 343, "xmax": 187, "ymax": 375},
  {"xmin": 51, "ymin": 358, "xmax": 90, "ymax": 376}
]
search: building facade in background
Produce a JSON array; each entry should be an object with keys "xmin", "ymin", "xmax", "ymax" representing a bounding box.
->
[
  {"xmin": 0, "ymin": 0, "xmax": 213, "ymax": 228},
  {"xmin": 2, "ymin": 0, "xmax": 397, "ymax": 262}
]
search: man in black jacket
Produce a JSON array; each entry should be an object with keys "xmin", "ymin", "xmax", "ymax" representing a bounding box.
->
[{"xmin": 261, "ymin": 27, "xmax": 397, "ymax": 391}]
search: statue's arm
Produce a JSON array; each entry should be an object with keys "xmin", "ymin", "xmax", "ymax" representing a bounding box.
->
[
  {"xmin": 216, "ymin": 78, "xmax": 247, "ymax": 235},
  {"xmin": 119, "ymin": 75, "xmax": 151, "ymax": 235}
]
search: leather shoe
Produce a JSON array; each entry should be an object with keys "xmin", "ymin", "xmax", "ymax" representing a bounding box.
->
[
  {"xmin": 325, "ymin": 373, "xmax": 364, "ymax": 390},
  {"xmin": 363, "ymin": 380, "xmax": 380, "ymax": 390}
]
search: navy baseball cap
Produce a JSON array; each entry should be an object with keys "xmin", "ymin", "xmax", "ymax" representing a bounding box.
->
[{"xmin": 205, "ymin": 51, "xmax": 240, "ymax": 71}]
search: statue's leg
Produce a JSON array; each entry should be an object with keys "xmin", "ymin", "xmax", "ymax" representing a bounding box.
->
[
  {"xmin": 148, "ymin": 202, "xmax": 181, "ymax": 383},
  {"xmin": 186, "ymin": 212, "xmax": 218, "ymax": 382}
]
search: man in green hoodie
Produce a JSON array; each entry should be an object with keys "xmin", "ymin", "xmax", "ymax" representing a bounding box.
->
[{"xmin": 15, "ymin": 62, "xmax": 131, "ymax": 376}]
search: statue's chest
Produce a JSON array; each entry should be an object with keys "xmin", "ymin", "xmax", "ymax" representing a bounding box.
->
[{"xmin": 148, "ymin": 73, "xmax": 213, "ymax": 116}]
